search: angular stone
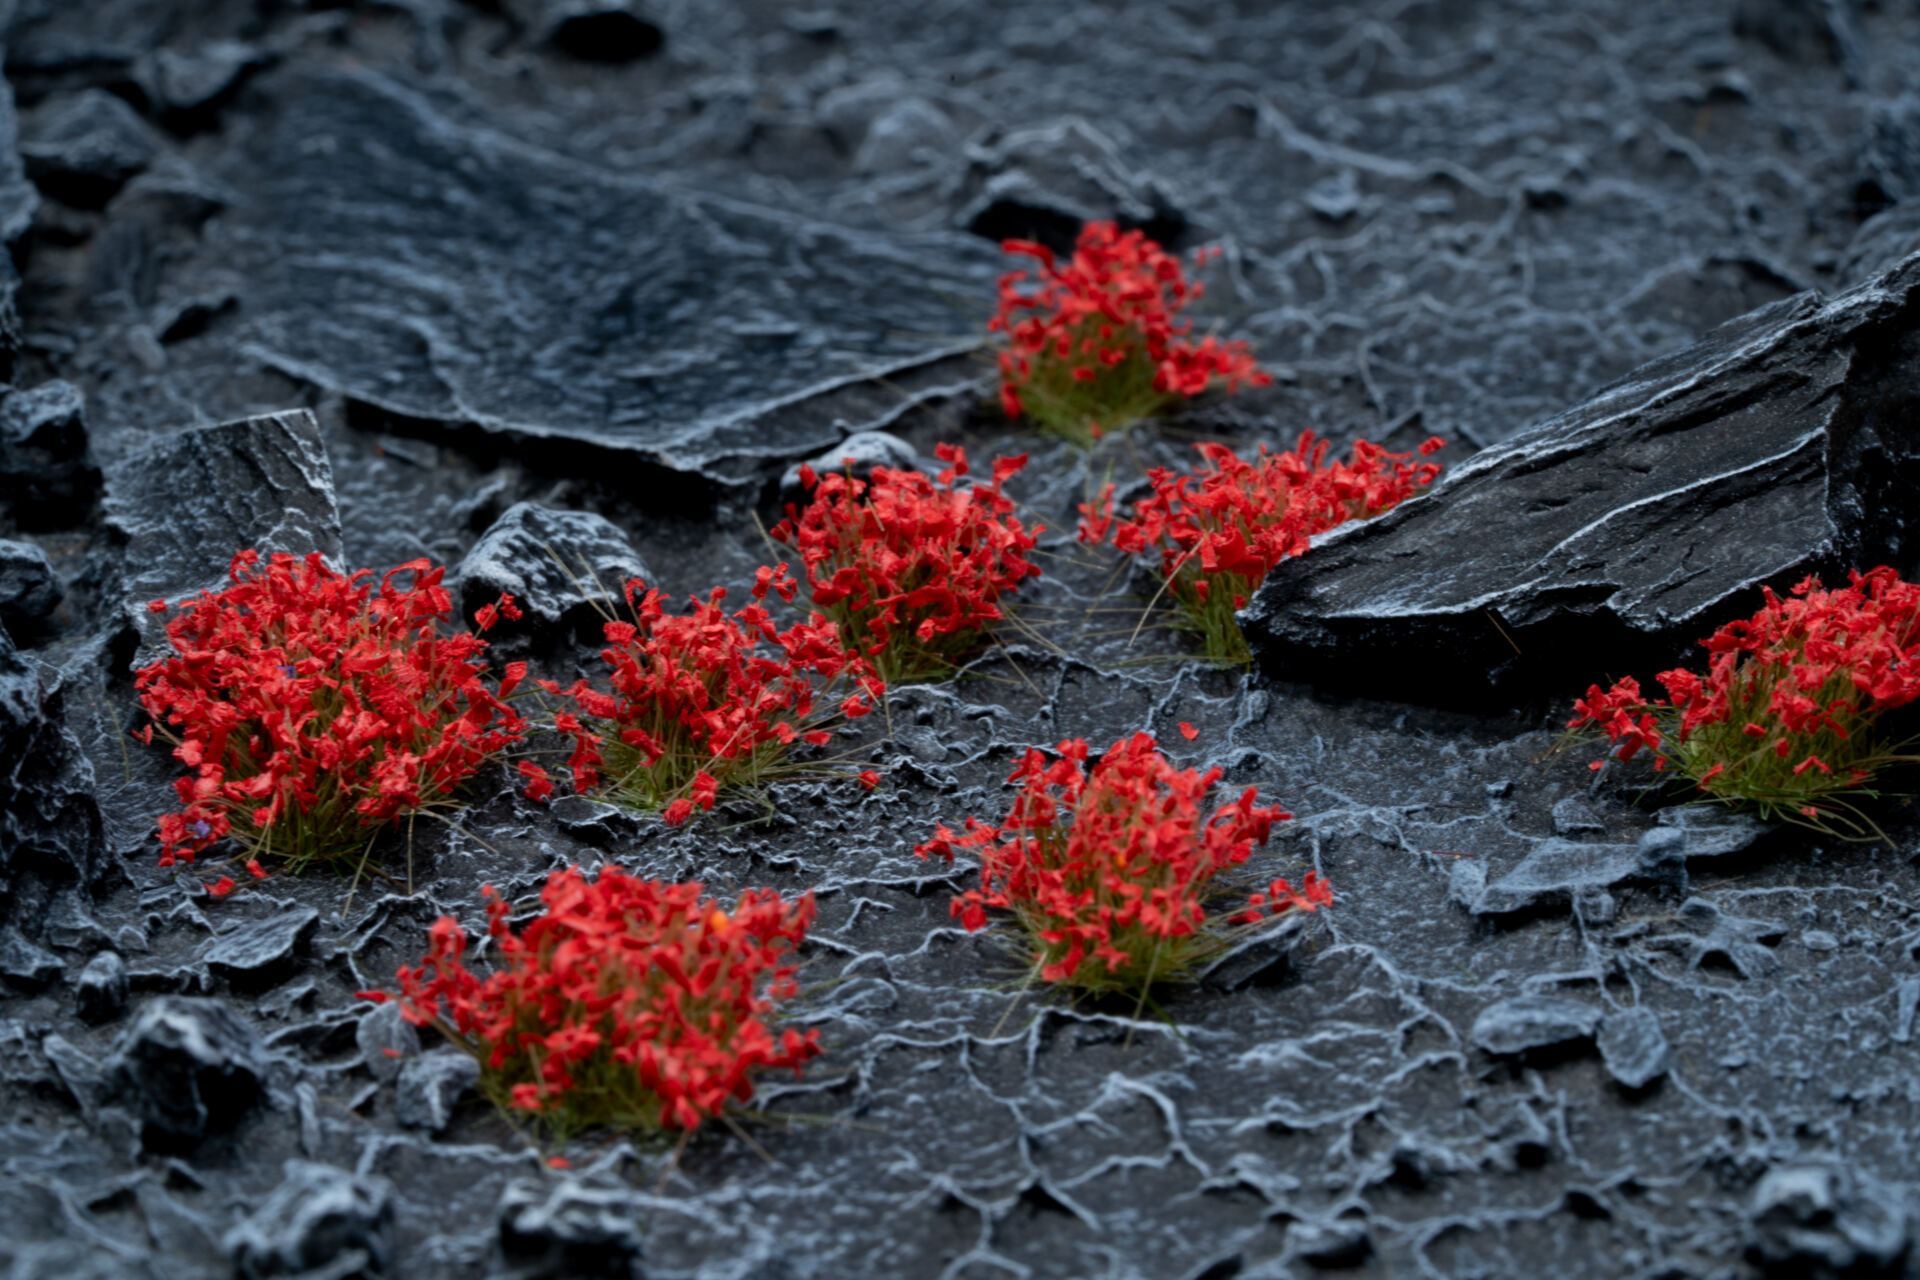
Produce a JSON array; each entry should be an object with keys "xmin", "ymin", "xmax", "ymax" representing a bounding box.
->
[
  {"xmin": 355, "ymin": 1001, "xmax": 420, "ymax": 1084},
  {"xmin": 135, "ymin": 41, "xmax": 270, "ymax": 129},
  {"xmin": 105, "ymin": 409, "xmax": 341, "ymax": 668},
  {"xmin": 1244, "ymin": 255, "xmax": 1920, "ymax": 698},
  {"xmin": 20, "ymin": 89, "xmax": 162, "ymax": 207},
  {"xmin": 0, "ymin": 625, "xmax": 106, "ymax": 899},
  {"xmin": 104, "ymin": 996, "xmax": 265, "ymax": 1150},
  {"xmin": 1286, "ymin": 1218, "xmax": 1372, "ymax": 1268},
  {"xmin": 225, "ymin": 1161, "xmax": 396, "ymax": 1280},
  {"xmin": 0, "ymin": 925, "xmax": 62, "ymax": 988},
  {"xmin": 395, "ymin": 1048, "xmax": 479, "ymax": 1133},
  {"xmin": 0, "ymin": 381, "xmax": 98, "ymax": 526},
  {"xmin": 192, "ymin": 69, "xmax": 995, "ymax": 478},
  {"xmin": 1597, "ymin": 1007, "xmax": 1669, "ymax": 1090},
  {"xmin": 1470, "ymin": 994, "xmax": 1602, "ymax": 1058},
  {"xmin": 75, "ymin": 950, "xmax": 129, "ymax": 1023},
  {"xmin": 498, "ymin": 1179, "xmax": 646, "ymax": 1278},
  {"xmin": 202, "ymin": 906, "xmax": 319, "ymax": 989},
  {"xmin": 1747, "ymin": 1164, "xmax": 1909, "ymax": 1278},
  {"xmin": 0, "ymin": 538, "xmax": 61, "ymax": 637},
  {"xmin": 454, "ymin": 502, "xmax": 650, "ymax": 637},
  {"xmin": 958, "ymin": 118, "xmax": 1185, "ymax": 251}
]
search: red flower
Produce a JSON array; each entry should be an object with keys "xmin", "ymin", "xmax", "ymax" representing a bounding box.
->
[
  {"xmin": 517, "ymin": 761, "xmax": 554, "ymax": 803},
  {"xmin": 1079, "ymin": 434, "xmax": 1443, "ymax": 664},
  {"xmin": 916, "ymin": 731, "xmax": 1315, "ymax": 991},
  {"xmin": 989, "ymin": 222, "xmax": 1272, "ymax": 445},
  {"xmin": 206, "ymin": 876, "xmax": 236, "ymax": 898},
  {"xmin": 770, "ymin": 449, "xmax": 1043, "ymax": 683},
  {"xmin": 391, "ymin": 867, "xmax": 819, "ymax": 1134},
  {"xmin": 858, "ymin": 769, "xmax": 881, "ymax": 790},
  {"xmin": 1568, "ymin": 567, "xmax": 1920, "ymax": 834},
  {"xmin": 547, "ymin": 576, "xmax": 883, "ymax": 821},
  {"xmin": 134, "ymin": 551, "xmax": 525, "ymax": 870}
]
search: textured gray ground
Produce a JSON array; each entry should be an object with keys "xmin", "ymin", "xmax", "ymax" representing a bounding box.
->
[{"xmin": 3, "ymin": 1, "xmax": 1920, "ymax": 1277}]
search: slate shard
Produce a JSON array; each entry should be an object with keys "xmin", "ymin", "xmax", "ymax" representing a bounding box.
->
[
  {"xmin": 1596, "ymin": 1007, "xmax": 1669, "ymax": 1090},
  {"xmin": 20, "ymin": 89, "xmax": 163, "ymax": 208},
  {"xmin": 1470, "ymin": 994, "xmax": 1602, "ymax": 1058},
  {"xmin": 498, "ymin": 1179, "xmax": 647, "ymax": 1279},
  {"xmin": 201, "ymin": 905, "xmax": 319, "ymax": 990},
  {"xmin": 193, "ymin": 68, "xmax": 995, "ymax": 478},
  {"xmin": 0, "ymin": 625, "xmax": 107, "ymax": 906},
  {"xmin": 74, "ymin": 950, "xmax": 128, "ymax": 1024},
  {"xmin": 0, "ymin": 538, "xmax": 62, "ymax": 639},
  {"xmin": 1747, "ymin": 1164, "xmax": 1910, "ymax": 1279},
  {"xmin": 454, "ymin": 502, "xmax": 651, "ymax": 640},
  {"xmin": 959, "ymin": 118, "xmax": 1187, "ymax": 253},
  {"xmin": 0, "ymin": 381, "xmax": 100, "ymax": 528},
  {"xmin": 105, "ymin": 409, "xmax": 341, "ymax": 668},
  {"xmin": 395, "ymin": 1048, "xmax": 479, "ymax": 1133},
  {"xmin": 133, "ymin": 40, "xmax": 270, "ymax": 131},
  {"xmin": 225, "ymin": 1161, "xmax": 397, "ymax": 1280},
  {"xmin": 1243, "ymin": 254, "xmax": 1920, "ymax": 700},
  {"xmin": 104, "ymin": 996, "xmax": 266, "ymax": 1150}
]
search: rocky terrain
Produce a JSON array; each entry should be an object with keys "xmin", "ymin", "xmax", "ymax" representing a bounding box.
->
[{"xmin": 3, "ymin": 1, "xmax": 1920, "ymax": 1277}]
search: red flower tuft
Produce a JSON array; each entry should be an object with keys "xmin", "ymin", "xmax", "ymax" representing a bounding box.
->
[
  {"xmin": 770, "ymin": 451, "xmax": 1043, "ymax": 683},
  {"xmin": 391, "ymin": 866, "xmax": 820, "ymax": 1134},
  {"xmin": 916, "ymin": 731, "xmax": 1314, "ymax": 991},
  {"xmin": 134, "ymin": 551, "xmax": 525, "ymax": 870},
  {"xmin": 989, "ymin": 221, "xmax": 1272, "ymax": 445}
]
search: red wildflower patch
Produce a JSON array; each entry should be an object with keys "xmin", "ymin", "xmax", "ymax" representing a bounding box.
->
[
  {"xmin": 1079, "ymin": 433, "xmax": 1444, "ymax": 663},
  {"xmin": 1568, "ymin": 567, "xmax": 1920, "ymax": 838},
  {"xmin": 134, "ymin": 550, "xmax": 526, "ymax": 870},
  {"xmin": 989, "ymin": 221, "xmax": 1271, "ymax": 445},
  {"xmin": 544, "ymin": 569, "xmax": 882, "ymax": 821},
  {"xmin": 770, "ymin": 443, "xmax": 1043, "ymax": 683},
  {"xmin": 916, "ymin": 731, "xmax": 1321, "ymax": 993},
  {"xmin": 392, "ymin": 866, "xmax": 819, "ymax": 1135}
]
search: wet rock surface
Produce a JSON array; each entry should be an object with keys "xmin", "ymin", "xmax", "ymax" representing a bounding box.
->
[{"xmin": 1, "ymin": 2, "xmax": 1919, "ymax": 1278}]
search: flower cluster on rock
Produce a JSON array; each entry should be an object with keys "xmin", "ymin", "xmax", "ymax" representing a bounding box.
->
[
  {"xmin": 917, "ymin": 730, "xmax": 1325, "ymax": 992},
  {"xmin": 386, "ymin": 865, "xmax": 819, "ymax": 1134},
  {"xmin": 772, "ymin": 443, "xmax": 1043, "ymax": 683},
  {"xmin": 989, "ymin": 221, "xmax": 1270, "ymax": 445},
  {"xmin": 1569, "ymin": 567, "xmax": 1920, "ymax": 837},
  {"xmin": 135, "ymin": 550, "xmax": 526, "ymax": 870},
  {"xmin": 542, "ymin": 569, "xmax": 883, "ymax": 823},
  {"xmin": 1079, "ymin": 432, "xmax": 1445, "ymax": 663}
]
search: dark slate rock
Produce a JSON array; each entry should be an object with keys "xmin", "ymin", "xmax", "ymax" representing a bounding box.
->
[
  {"xmin": 1647, "ymin": 898, "xmax": 1788, "ymax": 980},
  {"xmin": 134, "ymin": 40, "xmax": 270, "ymax": 130},
  {"xmin": 75, "ymin": 950, "xmax": 128, "ymax": 1024},
  {"xmin": 225, "ymin": 1161, "xmax": 396, "ymax": 1280},
  {"xmin": 1845, "ymin": 205, "xmax": 1920, "ymax": 285},
  {"xmin": 1863, "ymin": 96, "xmax": 1920, "ymax": 206},
  {"xmin": 395, "ymin": 1048, "xmax": 479, "ymax": 1133},
  {"xmin": 0, "ymin": 71, "xmax": 35, "ymax": 371},
  {"xmin": 0, "ymin": 625, "xmax": 107, "ymax": 904},
  {"xmin": 0, "ymin": 381, "xmax": 99, "ymax": 526},
  {"xmin": 498, "ymin": 1179, "xmax": 646, "ymax": 1278},
  {"xmin": 20, "ymin": 89, "xmax": 163, "ymax": 208},
  {"xmin": 778, "ymin": 429, "xmax": 927, "ymax": 498},
  {"xmin": 453, "ymin": 502, "xmax": 651, "ymax": 637},
  {"xmin": 506, "ymin": 0, "xmax": 665, "ymax": 62},
  {"xmin": 1470, "ymin": 994, "xmax": 1602, "ymax": 1058},
  {"xmin": 1286, "ymin": 1218, "xmax": 1373, "ymax": 1268},
  {"xmin": 0, "ymin": 925, "xmax": 62, "ymax": 988},
  {"xmin": 104, "ymin": 409, "xmax": 341, "ymax": 668},
  {"xmin": 202, "ymin": 906, "xmax": 319, "ymax": 989},
  {"xmin": 104, "ymin": 996, "xmax": 266, "ymax": 1150},
  {"xmin": 0, "ymin": 538, "xmax": 61, "ymax": 637},
  {"xmin": 194, "ymin": 68, "xmax": 995, "ymax": 478},
  {"xmin": 1747, "ymin": 1164, "xmax": 1909, "ymax": 1278},
  {"xmin": 355, "ymin": 1001, "xmax": 420, "ymax": 1084},
  {"xmin": 1244, "ymin": 255, "xmax": 1920, "ymax": 698},
  {"xmin": 958, "ymin": 118, "xmax": 1185, "ymax": 252},
  {"xmin": 1596, "ymin": 1007, "xmax": 1669, "ymax": 1090}
]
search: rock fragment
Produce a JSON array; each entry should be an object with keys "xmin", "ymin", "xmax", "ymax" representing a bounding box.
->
[
  {"xmin": 0, "ymin": 625, "xmax": 106, "ymax": 903},
  {"xmin": 0, "ymin": 381, "xmax": 98, "ymax": 526},
  {"xmin": 20, "ymin": 89, "xmax": 163, "ymax": 207},
  {"xmin": 134, "ymin": 41, "xmax": 269, "ymax": 129},
  {"xmin": 958, "ymin": 118, "xmax": 1185, "ymax": 251},
  {"xmin": 225, "ymin": 1161, "xmax": 396, "ymax": 1280},
  {"xmin": 1596, "ymin": 1007, "xmax": 1669, "ymax": 1089},
  {"xmin": 0, "ymin": 925, "xmax": 62, "ymax": 987},
  {"xmin": 75, "ymin": 950, "xmax": 128, "ymax": 1023},
  {"xmin": 1747, "ymin": 1164, "xmax": 1908, "ymax": 1278},
  {"xmin": 1244, "ymin": 255, "xmax": 1920, "ymax": 698},
  {"xmin": 454, "ymin": 502, "xmax": 650, "ymax": 638},
  {"xmin": 395, "ymin": 1048, "xmax": 479, "ymax": 1133},
  {"xmin": 0, "ymin": 539, "xmax": 61, "ymax": 637},
  {"xmin": 1470, "ymin": 994, "xmax": 1602, "ymax": 1058},
  {"xmin": 202, "ymin": 905, "xmax": 319, "ymax": 989},
  {"xmin": 104, "ymin": 996, "xmax": 266, "ymax": 1150}
]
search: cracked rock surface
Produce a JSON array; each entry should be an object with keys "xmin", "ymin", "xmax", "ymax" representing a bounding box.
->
[{"xmin": 2, "ymin": 2, "xmax": 1920, "ymax": 1278}]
